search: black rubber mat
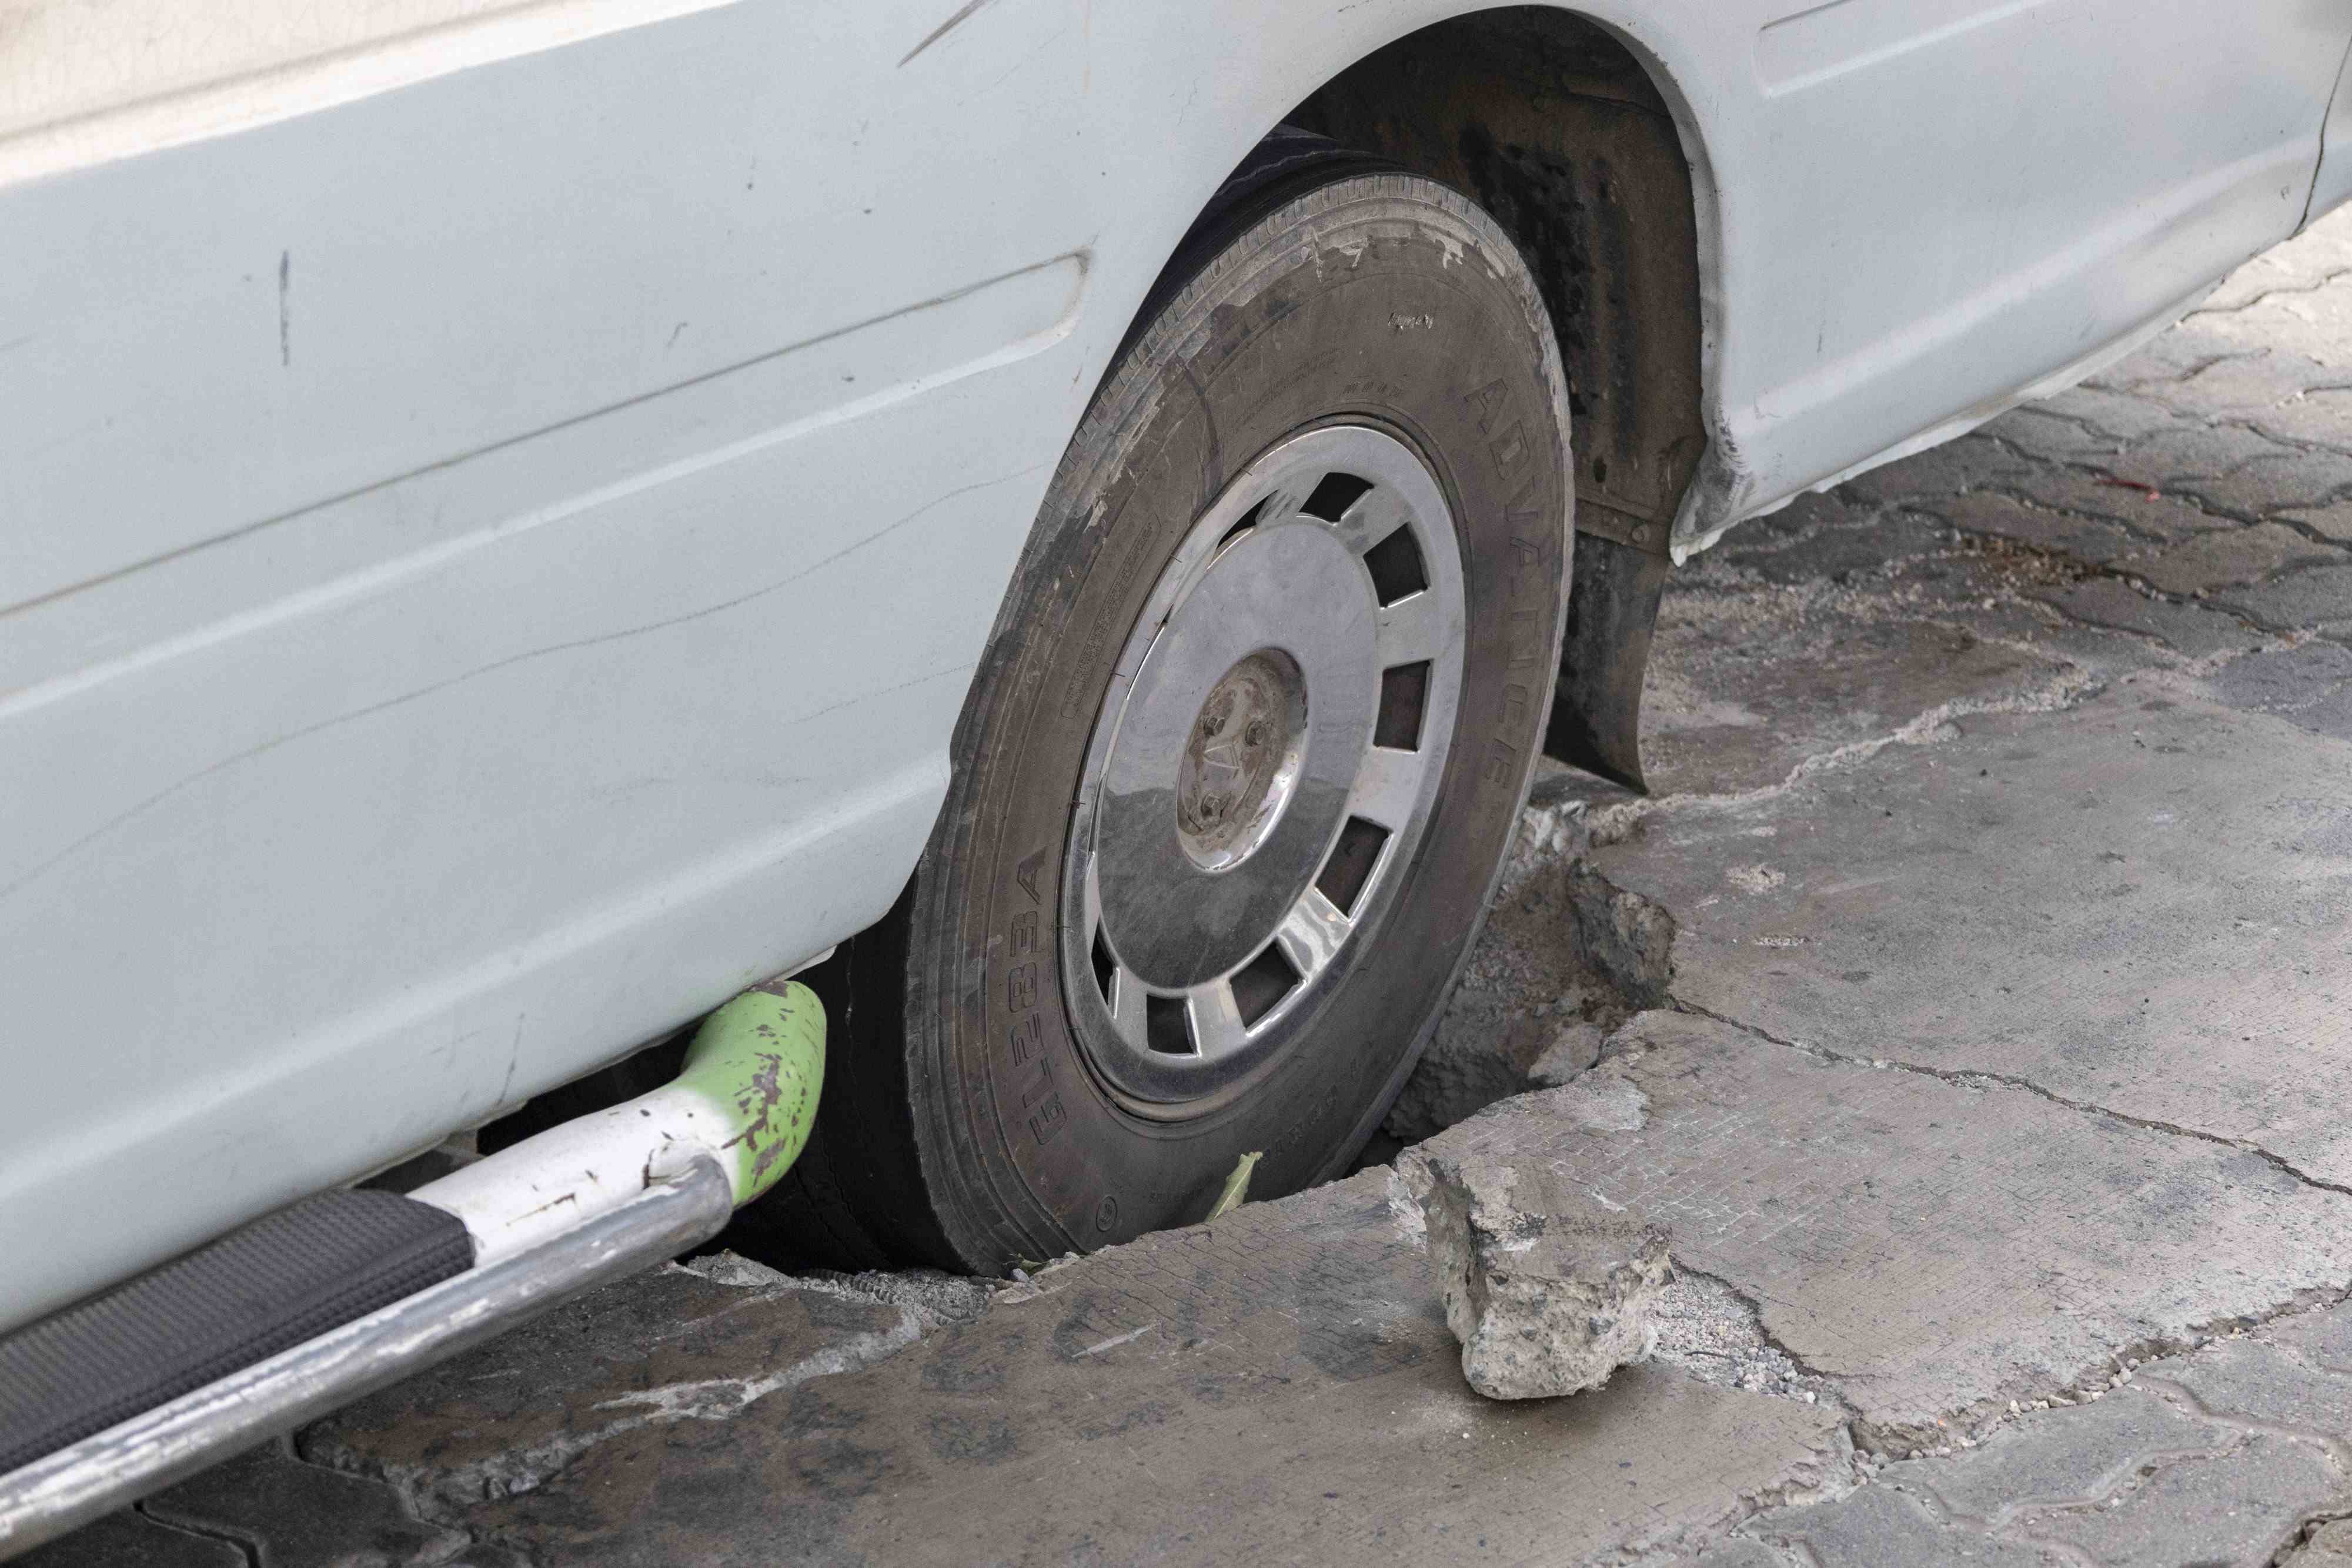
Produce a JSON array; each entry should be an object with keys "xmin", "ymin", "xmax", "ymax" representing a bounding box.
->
[{"xmin": 0, "ymin": 1190, "xmax": 472, "ymax": 1473}]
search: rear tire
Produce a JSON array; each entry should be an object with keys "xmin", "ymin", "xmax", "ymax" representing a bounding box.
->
[{"xmin": 748, "ymin": 141, "xmax": 1572, "ymax": 1271}]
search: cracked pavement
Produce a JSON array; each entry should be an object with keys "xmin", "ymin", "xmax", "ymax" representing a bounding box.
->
[{"xmin": 24, "ymin": 212, "xmax": 2352, "ymax": 1567}]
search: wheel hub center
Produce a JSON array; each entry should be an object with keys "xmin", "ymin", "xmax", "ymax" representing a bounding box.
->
[{"xmin": 1175, "ymin": 651, "xmax": 1304, "ymax": 870}]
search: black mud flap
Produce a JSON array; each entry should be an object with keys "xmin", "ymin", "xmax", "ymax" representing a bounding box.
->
[{"xmin": 1544, "ymin": 529, "xmax": 1668, "ymax": 794}]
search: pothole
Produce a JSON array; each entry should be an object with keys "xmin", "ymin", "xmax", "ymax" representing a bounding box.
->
[{"xmin": 1377, "ymin": 798, "xmax": 1676, "ymax": 1144}]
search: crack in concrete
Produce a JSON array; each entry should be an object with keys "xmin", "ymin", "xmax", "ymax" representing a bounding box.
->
[
  {"xmin": 1673, "ymin": 999, "xmax": 2352, "ymax": 1205},
  {"xmin": 1668, "ymin": 1309, "xmax": 2352, "ymax": 1564}
]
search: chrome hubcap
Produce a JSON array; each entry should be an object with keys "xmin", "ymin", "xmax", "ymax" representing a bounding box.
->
[{"xmin": 1061, "ymin": 424, "xmax": 1467, "ymax": 1108}]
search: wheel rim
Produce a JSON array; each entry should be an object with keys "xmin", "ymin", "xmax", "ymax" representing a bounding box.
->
[{"xmin": 1059, "ymin": 423, "xmax": 1468, "ymax": 1112}]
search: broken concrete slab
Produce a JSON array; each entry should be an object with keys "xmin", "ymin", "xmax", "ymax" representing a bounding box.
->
[
  {"xmin": 1592, "ymin": 683, "xmax": 2352, "ymax": 1189},
  {"xmin": 1411, "ymin": 1010, "xmax": 2352, "ymax": 1443},
  {"xmin": 1528, "ymin": 1021, "xmax": 1607, "ymax": 1086},
  {"xmin": 303, "ymin": 1170, "xmax": 1845, "ymax": 1566},
  {"xmin": 1671, "ymin": 1299, "xmax": 2352, "ymax": 1565},
  {"xmin": 1405, "ymin": 1152, "xmax": 1670, "ymax": 1400},
  {"xmin": 1655, "ymin": 1298, "xmax": 2352, "ymax": 1564}
]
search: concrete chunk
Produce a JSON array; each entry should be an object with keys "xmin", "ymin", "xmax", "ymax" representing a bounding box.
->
[
  {"xmin": 1404, "ymin": 1151, "xmax": 1670, "ymax": 1400},
  {"xmin": 1528, "ymin": 1020, "xmax": 1608, "ymax": 1086}
]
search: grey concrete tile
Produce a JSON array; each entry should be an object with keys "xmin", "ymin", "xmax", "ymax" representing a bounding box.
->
[
  {"xmin": 2029, "ymin": 385, "xmax": 2184, "ymax": 443},
  {"xmin": 1724, "ymin": 511, "xmax": 1952, "ymax": 587},
  {"xmin": 1752, "ymin": 1481, "xmax": 2049, "ymax": 1567},
  {"xmin": 2262, "ymin": 1302, "xmax": 2352, "ymax": 1376},
  {"xmin": 2014, "ymin": 1435, "xmax": 2343, "ymax": 1568},
  {"xmin": 2281, "ymin": 499, "xmax": 2352, "ymax": 543},
  {"xmin": 2244, "ymin": 383, "xmax": 2352, "ymax": 445},
  {"xmin": 2026, "ymin": 577, "xmax": 2260, "ymax": 658},
  {"xmin": 2132, "ymin": 521, "xmax": 2337, "ymax": 594},
  {"xmin": 2177, "ymin": 448, "xmax": 2352, "ymax": 519},
  {"xmin": 1833, "ymin": 436, "xmax": 2034, "ymax": 506},
  {"xmin": 2096, "ymin": 423, "xmax": 2293, "ymax": 489},
  {"xmin": 2156, "ymin": 1336, "xmax": 2352, "ymax": 1441},
  {"xmin": 1998, "ymin": 465, "xmax": 2235, "ymax": 544},
  {"xmin": 2197, "ymin": 208, "xmax": 2352, "ymax": 311},
  {"xmin": 2196, "ymin": 270, "xmax": 2352, "ymax": 372},
  {"xmin": 1932, "ymin": 491, "xmax": 2140, "ymax": 565},
  {"xmin": 2090, "ymin": 328, "xmax": 2260, "ymax": 392},
  {"xmin": 2211, "ymin": 561, "xmax": 2352, "ymax": 635},
  {"xmin": 1649, "ymin": 1533, "xmax": 1802, "ymax": 1567},
  {"xmin": 2157, "ymin": 355, "xmax": 2352, "ymax": 425},
  {"xmin": 1893, "ymin": 1387, "xmax": 2235, "ymax": 1525},
  {"xmin": 1980, "ymin": 407, "xmax": 2126, "ymax": 464},
  {"xmin": 1642, "ymin": 581, "xmax": 2065, "ymax": 798}
]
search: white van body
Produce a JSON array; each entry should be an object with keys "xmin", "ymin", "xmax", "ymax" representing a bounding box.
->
[{"xmin": 4, "ymin": 0, "xmax": 2347, "ymax": 1331}]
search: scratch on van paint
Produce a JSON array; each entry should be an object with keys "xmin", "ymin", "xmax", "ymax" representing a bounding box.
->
[
  {"xmin": 900, "ymin": 0, "xmax": 1001, "ymax": 67},
  {"xmin": 0, "ymin": 465, "xmax": 1037, "ymax": 905},
  {"xmin": 278, "ymin": 250, "xmax": 291, "ymax": 367}
]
